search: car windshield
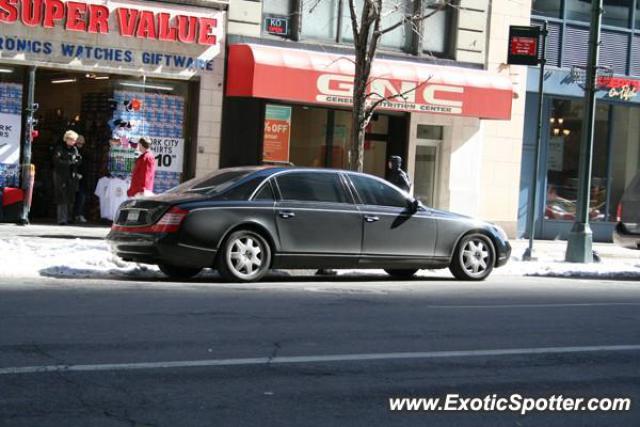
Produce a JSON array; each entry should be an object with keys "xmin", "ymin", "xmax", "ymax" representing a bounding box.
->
[{"xmin": 168, "ymin": 170, "xmax": 252, "ymax": 195}]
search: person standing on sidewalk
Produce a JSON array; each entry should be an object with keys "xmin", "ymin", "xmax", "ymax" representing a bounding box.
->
[
  {"xmin": 52, "ymin": 130, "xmax": 82, "ymax": 225},
  {"xmin": 386, "ymin": 155, "xmax": 411, "ymax": 193},
  {"xmin": 73, "ymin": 135, "xmax": 89, "ymax": 223},
  {"xmin": 127, "ymin": 138, "xmax": 156, "ymax": 198}
]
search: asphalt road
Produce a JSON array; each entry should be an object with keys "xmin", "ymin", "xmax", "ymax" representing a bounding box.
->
[{"xmin": 0, "ymin": 274, "xmax": 639, "ymax": 426}]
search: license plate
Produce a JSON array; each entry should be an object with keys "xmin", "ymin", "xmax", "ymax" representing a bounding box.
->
[{"xmin": 127, "ymin": 210, "xmax": 140, "ymax": 222}]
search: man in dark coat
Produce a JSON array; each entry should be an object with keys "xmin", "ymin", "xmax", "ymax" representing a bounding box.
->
[
  {"xmin": 53, "ymin": 130, "xmax": 82, "ymax": 225},
  {"xmin": 386, "ymin": 155, "xmax": 411, "ymax": 192}
]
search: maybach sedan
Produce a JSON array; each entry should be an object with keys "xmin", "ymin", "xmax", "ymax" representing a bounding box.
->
[{"xmin": 107, "ymin": 167, "xmax": 511, "ymax": 282}]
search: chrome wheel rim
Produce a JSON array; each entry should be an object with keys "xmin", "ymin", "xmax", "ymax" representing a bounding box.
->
[
  {"xmin": 461, "ymin": 238, "xmax": 490, "ymax": 277},
  {"xmin": 227, "ymin": 235, "xmax": 264, "ymax": 279}
]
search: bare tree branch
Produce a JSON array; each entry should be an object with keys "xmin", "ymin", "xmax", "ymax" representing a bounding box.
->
[{"xmin": 376, "ymin": 2, "xmax": 448, "ymax": 36}]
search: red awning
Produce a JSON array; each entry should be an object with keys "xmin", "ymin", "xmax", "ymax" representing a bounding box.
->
[{"xmin": 226, "ymin": 44, "xmax": 513, "ymax": 120}]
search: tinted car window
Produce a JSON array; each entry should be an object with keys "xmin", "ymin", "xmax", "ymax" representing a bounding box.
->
[
  {"xmin": 350, "ymin": 174, "xmax": 408, "ymax": 208},
  {"xmin": 221, "ymin": 176, "xmax": 267, "ymax": 200},
  {"xmin": 253, "ymin": 181, "xmax": 275, "ymax": 201},
  {"xmin": 277, "ymin": 172, "xmax": 349, "ymax": 204},
  {"xmin": 169, "ymin": 170, "xmax": 251, "ymax": 195}
]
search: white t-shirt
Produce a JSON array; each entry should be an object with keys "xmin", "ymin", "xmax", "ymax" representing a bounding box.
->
[
  {"xmin": 94, "ymin": 177, "xmax": 112, "ymax": 220},
  {"xmin": 107, "ymin": 178, "xmax": 130, "ymax": 221},
  {"xmin": 94, "ymin": 177, "xmax": 131, "ymax": 221}
]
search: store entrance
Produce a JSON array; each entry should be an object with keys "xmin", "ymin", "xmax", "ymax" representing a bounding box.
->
[{"xmin": 29, "ymin": 69, "xmax": 191, "ymax": 224}]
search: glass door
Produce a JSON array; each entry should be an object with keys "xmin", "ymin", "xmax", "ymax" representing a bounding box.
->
[{"xmin": 414, "ymin": 125, "xmax": 442, "ymax": 207}]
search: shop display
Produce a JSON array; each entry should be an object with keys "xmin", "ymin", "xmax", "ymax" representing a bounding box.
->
[
  {"xmin": 0, "ymin": 82, "xmax": 23, "ymax": 188},
  {"xmin": 108, "ymin": 90, "xmax": 185, "ymax": 193}
]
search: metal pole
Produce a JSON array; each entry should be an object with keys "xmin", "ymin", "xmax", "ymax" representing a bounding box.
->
[
  {"xmin": 523, "ymin": 21, "xmax": 548, "ymax": 261},
  {"xmin": 19, "ymin": 66, "xmax": 37, "ymax": 225},
  {"xmin": 565, "ymin": 0, "xmax": 602, "ymax": 263}
]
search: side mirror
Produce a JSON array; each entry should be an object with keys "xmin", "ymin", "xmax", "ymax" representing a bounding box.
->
[{"xmin": 409, "ymin": 198, "xmax": 420, "ymax": 213}]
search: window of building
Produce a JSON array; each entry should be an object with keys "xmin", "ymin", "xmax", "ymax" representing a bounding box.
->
[
  {"xmin": 350, "ymin": 174, "xmax": 408, "ymax": 207},
  {"xmin": 531, "ymin": 0, "xmax": 562, "ymax": 18},
  {"xmin": 603, "ymin": 0, "xmax": 631, "ymax": 27},
  {"xmin": 277, "ymin": 172, "xmax": 350, "ymax": 203},
  {"xmin": 421, "ymin": 1, "xmax": 449, "ymax": 54},
  {"xmin": 545, "ymin": 99, "xmax": 610, "ymax": 222},
  {"xmin": 301, "ymin": 0, "xmax": 340, "ymax": 41},
  {"xmin": 565, "ymin": 0, "xmax": 591, "ymax": 23},
  {"xmin": 301, "ymin": 0, "xmax": 451, "ymax": 55}
]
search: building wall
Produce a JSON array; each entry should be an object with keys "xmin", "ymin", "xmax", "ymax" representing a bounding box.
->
[
  {"xmin": 479, "ymin": 0, "xmax": 531, "ymax": 236},
  {"xmin": 227, "ymin": 0, "xmax": 262, "ymax": 37},
  {"xmin": 195, "ymin": 53, "xmax": 226, "ymax": 178}
]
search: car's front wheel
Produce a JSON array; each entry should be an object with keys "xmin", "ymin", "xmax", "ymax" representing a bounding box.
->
[
  {"xmin": 449, "ymin": 234, "xmax": 495, "ymax": 281},
  {"xmin": 218, "ymin": 230, "xmax": 271, "ymax": 282},
  {"xmin": 158, "ymin": 263, "xmax": 203, "ymax": 280},
  {"xmin": 384, "ymin": 269, "xmax": 418, "ymax": 278}
]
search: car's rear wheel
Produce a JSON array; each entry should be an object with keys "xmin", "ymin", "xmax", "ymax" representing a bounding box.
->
[
  {"xmin": 384, "ymin": 269, "xmax": 418, "ymax": 278},
  {"xmin": 449, "ymin": 234, "xmax": 495, "ymax": 281},
  {"xmin": 218, "ymin": 230, "xmax": 271, "ymax": 282},
  {"xmin": 158, "ymin": 263, "xmax": 202, "ymax": 280}
]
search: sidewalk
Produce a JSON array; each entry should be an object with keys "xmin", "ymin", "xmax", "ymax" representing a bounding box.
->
[{"xmin": 0, "ymin": 223, "xmax": 638, "ymax": 280}]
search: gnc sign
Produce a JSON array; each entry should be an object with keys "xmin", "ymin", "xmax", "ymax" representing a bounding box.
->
[
  {"xmin": 316, "ymin": 74, "xmax": 464, "ymax": 114},
  {"xmin": 0, "ymin": 0, "xmax": 219, "ymax": 45},
  {"xmin": 226, "ymin": 45, "xmax": 513, "ymax": 120}
]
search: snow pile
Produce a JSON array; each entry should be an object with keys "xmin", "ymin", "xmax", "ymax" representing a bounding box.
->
[{"xmin": 0, "ymin": 237, "xmax": 163, "ymax": 279}]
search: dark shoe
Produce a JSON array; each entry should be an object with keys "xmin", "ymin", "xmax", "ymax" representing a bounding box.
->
[
  {"xmin": 57, "ymin": 221, "xmax": 68, "ymax": 225},
  {"xmin": 315, "ymin": 269, "xmax": 337, "ymax": 276}
]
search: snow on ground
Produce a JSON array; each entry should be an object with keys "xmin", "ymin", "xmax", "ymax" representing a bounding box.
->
[
  {"xmin": 0, "ymin": 233, "xmax": 638, "ymax": 280},
  {"xmin": 0, "ymin": 237, "xmax": 162, "ymax": 279}
]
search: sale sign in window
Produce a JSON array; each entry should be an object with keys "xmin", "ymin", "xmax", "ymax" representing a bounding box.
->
[{"xmin": 263, "ymin": 105, "xmax": 292, "ymax": 163}]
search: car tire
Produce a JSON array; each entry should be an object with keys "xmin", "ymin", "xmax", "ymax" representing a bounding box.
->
[
  {"xmin": 218, "ymin": 230, "xmax": 271, "ymax": 282},
  {"xmin": 449, "ymin": 233, "xmax": 495, "ymax": 281},
  {"xmin": 384, "ymin": 269, "xmax": 418, "ymax": 278},
  {"xmin": 158, "ymin": 263, "xmax": 202, "ymax": 280}
]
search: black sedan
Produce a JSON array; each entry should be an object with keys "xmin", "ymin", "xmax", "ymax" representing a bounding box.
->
[{"xmin": 108, "ymin": 167, "xmax": 511, "ymax": 282}]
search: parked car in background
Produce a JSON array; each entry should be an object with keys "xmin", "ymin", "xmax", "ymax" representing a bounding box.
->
[
  {"xmin": 613, "ymin": 171, "xmax": 640, "ymax": 250},
  {"xmin": 107, "ymin": 167, "xmax": 511, "ymax": 282}
]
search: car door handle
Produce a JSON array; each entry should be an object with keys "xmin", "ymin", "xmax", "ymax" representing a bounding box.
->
[
  {"xmin": 278, "ymin": 211, "xmax": 296, "ymax": 219},
  {"xmin": 365, "ymin": 215, "xmax": 380, "ymax": 222}
]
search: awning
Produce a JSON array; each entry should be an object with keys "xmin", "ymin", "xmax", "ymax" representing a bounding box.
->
[{"xmin": 226, "ymin": 44, "xmax": 513, "ymax": 120}]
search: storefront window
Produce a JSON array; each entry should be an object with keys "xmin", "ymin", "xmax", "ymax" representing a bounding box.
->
[
  {"xmin": 332, "ymin": 111, "xmax": 352, "ymax": 169},
  {"xmin": 30, "ymin": 70, "xmax": 193, "ymax": 220},
  {"xmin": 287, "ymin": 105, "xmax": 395, "ymax": 177},
  {"xmin": 531, "ymin": 0, "xmax": 562, "ymax": 18},
  {"xmin": 609, "ymin": 105, "xmax": 640, "ymax": 220},
  {"xmin": 289, "ymin": 106, "xmax": 330, "ymax": 167},
  {"xmin": 545, "ymin": 99, "xmax": 610, "ymax": 222}
]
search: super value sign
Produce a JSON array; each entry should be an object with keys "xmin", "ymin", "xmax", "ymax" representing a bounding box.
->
[
  {"xmin": 0, "ymin": 0, "xmax": 220, "ymax": 46},
  {"xmin": 149, "ymin": 137, "xmax": 184, "ymax": 173}
]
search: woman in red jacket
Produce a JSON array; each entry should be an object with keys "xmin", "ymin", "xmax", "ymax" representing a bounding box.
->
[{"xmin": 127, "ymin": 138, "xmax": 156, "ymax": 198}]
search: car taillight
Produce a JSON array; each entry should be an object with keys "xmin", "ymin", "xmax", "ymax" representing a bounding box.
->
[
  {"xmin": 111, "ymin": 206, "xmax": 189, "ymax": 233},
  {"xmin": 150, "ymin": 207, "xmax": 189, "ymax": 233},
  {"xmin": 616, "ymin": 203, "xmax": 623, "ymax": 222}
]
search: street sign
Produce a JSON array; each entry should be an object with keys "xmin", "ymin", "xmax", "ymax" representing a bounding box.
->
[{"xmin": 508, "ymin": 26, "xmax": 542, "ymax": 66}]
